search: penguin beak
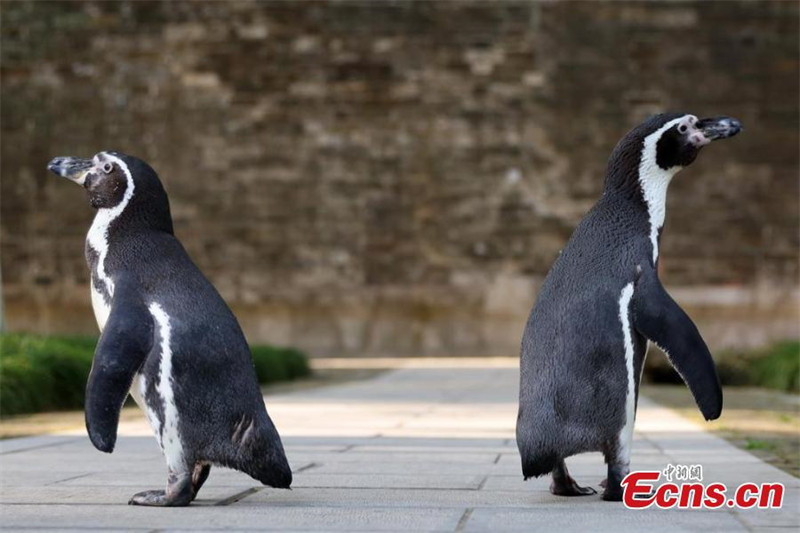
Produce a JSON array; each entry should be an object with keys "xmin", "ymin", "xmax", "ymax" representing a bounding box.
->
[
  {"xmin": 695, "ymin": 117, "xmax": 743, "ymax": 142},
  {"xmin": 47, "ymin": 156, "xmax": 93, "ymax": 185}
]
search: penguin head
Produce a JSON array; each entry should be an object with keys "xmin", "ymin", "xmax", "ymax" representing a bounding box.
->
[
  {"xmin": 606, "ymin": 113, "xmax": 742, "ymax": 192},
  {"xmin": 48, "ymin": 151, "xmax": 173, "ymax": 232}
]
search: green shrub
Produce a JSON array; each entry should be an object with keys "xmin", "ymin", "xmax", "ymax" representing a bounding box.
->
[
  {"xmin": 1, "ymin": 356, "xmax": 56, "ymax": 415},
  {"xmin": 748, "ymin": 341, "xmax": 799, "ymax": 393},
  {"xmin": 282, "ymin": 347, "xmax": 312, "ymax": 379},
  {"xmin": 0, "ymin": 333, "xmax": 93, "ymax": 416},
  {"xmin": 0, "ymin": 333, "xmax": 311, "ymax": 417},
  {"xmin": 250, "ymin": 345, "xmax": 311, "ymax": 384}
]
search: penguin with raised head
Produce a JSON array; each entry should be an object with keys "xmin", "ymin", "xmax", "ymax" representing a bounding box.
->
[
  {"xmin": 516, "ymin": 114, "xmax": 742, "ymax": 501},
  {"xmin": 48, "ymin": 152, "xmax": 292, "ymax": 506}
]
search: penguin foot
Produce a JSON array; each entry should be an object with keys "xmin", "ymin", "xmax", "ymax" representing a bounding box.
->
[
  {"xmin": 550, "ymin": 477, "xmax": 597, "ymax": 496},
  {"xmin": 600, "ymin": 478, "xmax": 655, "ymax": 501},
  {"xmin": 129, "ymin": 470, "xmax": 193, "ymax": 506},
  {"xmin": 550, "ymin": 459, "xmax": 596, "ymax": 496},
  {"xmin": 602, "ymin": 486, "xmax": 624, "ymax": 502},
  {"xmin": 129, "ymin": 489, "xmax": 190, "ymax": 507},
  {"xmin": 602, "ymin": 462, "xmax": 631, "ymax": 502},
  {"xmin": 191, "ymin": 463, "xmax": 211, "ymax": 500}
]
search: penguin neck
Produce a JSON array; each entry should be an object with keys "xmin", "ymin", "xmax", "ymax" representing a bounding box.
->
[
  {"xmin": 636, "ymin": 118, "xmax": 684, "ymax": 267},
  {"xmin": 86, "ymin": 180, "xmax": 136, "ymax": 301},
  {"xmin": 637, "ymin": 163, "xmax": 679, "ymax": 267},
  {"xmin": 602, "ymin": 164, "xmax": 678, "ymax": 267},
  {"xmin": 86, "ymin": 194, "xmax": 173, "ymax": 301}
]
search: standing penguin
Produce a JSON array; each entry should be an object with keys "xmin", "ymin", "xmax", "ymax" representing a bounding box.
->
[
  {"xmin": 48, "ymin": 152, "xmax": 292, "ymax": 506},
  {"xmin": 516, "ymin": 114, "xmax": 741, "ymax": 501}
]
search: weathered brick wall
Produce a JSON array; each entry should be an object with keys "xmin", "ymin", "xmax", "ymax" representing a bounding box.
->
[{"xmin": 2, "ymin": 1, "xmax": 798, "ymax": 355}]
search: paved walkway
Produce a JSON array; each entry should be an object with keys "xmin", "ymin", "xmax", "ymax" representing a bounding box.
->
[{"xmin": 1, "ymin": 358, "xmax": 797, "ymax": 531}]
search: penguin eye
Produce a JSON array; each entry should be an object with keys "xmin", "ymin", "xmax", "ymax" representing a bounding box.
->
[
  {"xmin": 678, "ymin": 124, "xmax": 688, "ymax": 134},
  {"xmin": 102, "ymin": 162, "xmax": 114, "ymax": 174}
]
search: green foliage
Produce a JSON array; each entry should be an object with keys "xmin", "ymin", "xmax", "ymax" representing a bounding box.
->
[
  {"xmin": 250, "ymin": 345, "xmax": 311, "ymax": 385},
  {"xmin": 744, "ymin": 438, "xmax": 775, "ymax": 451},
  {"xmin": 646, "ymin": 340, "xmax": 799, "ymax": 393},
  {"xmin": 0, "ymin": 333, "xmax": 310, "ymax": 417},
  {"xmin": 747, "ymin": 341, "xmax": 799, "ymax": 393},
  {"xmin": 0, "ymin": 333, "xmax": 94, "ymax": 416}
]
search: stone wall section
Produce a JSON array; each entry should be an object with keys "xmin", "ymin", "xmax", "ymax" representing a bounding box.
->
[{"xmin": 2, "ymin": 1, "xmax": 797, "ymax": 355}]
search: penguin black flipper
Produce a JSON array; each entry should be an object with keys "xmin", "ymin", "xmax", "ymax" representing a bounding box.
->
[
  {"xmin": 85, "ymin": 274, "xmax": 154, "ymax": 453},
  {"xmin": 632, "ymin": 270, "xmax": 723, "ymax": 421}
]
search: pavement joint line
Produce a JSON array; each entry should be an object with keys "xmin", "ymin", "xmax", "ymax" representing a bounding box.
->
[
  {"xmin": 213, "ymin": 487, "xmax": 264, "ymax": 506},
  {"xmin": 729, "ymin": 507, "xmax": 756, "ymax": 533},
  {"xmin": 289, "ymin": 485, "xmax": 486, "ymax": 491},
  {"xmin": 1, "ymin": 484, "xmax": 288, "ymax": 489},
  {"xmin": 0, "ymin": 437, "xmax": 83, "ymax": 455},
  {"xmin": 4, "ymin": 524, "xmax": 152, "ymax": 533},
  {"xmin": 1, "ymin": 503, "xmax": 132, "ymax": 506},
  {"xmin": 454, "ymin": 507, "xmax": 473, "ymax": 532},
  {"xmin": 336, "ymin": 444, "xmax": 357, "ymax": 453},
  {"xmin": 293, "ymin": 462, "xmax": 319, "ymax": 474},
  {"xmin": 639, "ymin": 431, "xmax": 667, "ymax": 455},
  {"xmin": 638, "ymin": 431, "xmax": 682, "ymax": 466},
  {"xmin": 48, "ymin": 472, "xmax": 94, "ymax": 485},
  {"xmin": 492, "ymin": 453, "xmax": 501, "ymax": 464},
  {"xmin": 476, "ymin": 475, "xmax": 489, "ymax": 491}
]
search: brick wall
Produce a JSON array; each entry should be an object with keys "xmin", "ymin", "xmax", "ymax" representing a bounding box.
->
[{"xmin": 2, "ymin": 1, "xmax": 797, "ymax": 355}]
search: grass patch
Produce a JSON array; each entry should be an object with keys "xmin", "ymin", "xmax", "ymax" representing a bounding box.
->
[
  {"xmin": 645, "ymin": 340, "xmax": 800, "ymax": 393},
  {"xmin": 0, "ymin": 332, "xmax": 310, "ymax": 417},
  {"xmin": 744, "ymin": 438, "xmax": 775, "ymax": 451}
]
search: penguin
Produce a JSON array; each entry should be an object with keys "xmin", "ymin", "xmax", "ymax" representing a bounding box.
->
[
  {"xmin": 516, "ymin": 113, "xmax": 742, "ymax": 501},
  {"xmin": 47, "ymin": 151, "xmax": 292, "ymax": 506}
]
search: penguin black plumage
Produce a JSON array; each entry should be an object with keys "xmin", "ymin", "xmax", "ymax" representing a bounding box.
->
[
  {"xmin": 48, "ymin": 152, "xmax": 292, "ymax": 506},
  {"xmin": 516, "ymin": 114, "xmax": 742, "ymax": 501}
]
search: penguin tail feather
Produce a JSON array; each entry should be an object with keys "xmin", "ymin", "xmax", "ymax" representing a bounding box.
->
[
  {"xmin": 254, "ymin": 457, "xmax": 292, "ymax": 489},
  {"xmin": 521, "ymin": 450, "xmax": 560, "ymax": 479},
  {"xmin": 244, "ymin": 420, "xmax": 293, "ymax": 489},
  {"xmin": 236, "ymin": 447, "xmax": 293, "ymax": 489}
]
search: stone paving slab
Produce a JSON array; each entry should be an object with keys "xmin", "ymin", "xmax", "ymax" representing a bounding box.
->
[
  {"xmin": 461, "ymin": 507, "xmax": 746, "ymax": 532},
  {"xmin": 1, "ymin": 359, "xmax": 798, "ymax": 532},
  {"xmin": 1, "ymin": 504, "xmax": 466, "ymax": 532}
]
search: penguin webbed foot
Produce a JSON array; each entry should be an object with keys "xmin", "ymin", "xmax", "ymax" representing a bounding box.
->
[
  {"xmin": 550, "ymin": 459, "xmax": 597, "ymax": 497},
  {"xmin": 128, "ymin": 470, "xmax": 193, "ymax": 507},
  {"xmin": 602, "ymin": 488, "xmax": 624, "ymax": 501},
  {"xmin": 601, "ymin": 463, "xmax": 630, "ymax": 502},
  {"xmin": 191, "ymin": 463, "xmax": 211, "ymax": 500},
  {"xmin": 600, "ymin": 477, "xmax": 655, "ymax": 501},
  {"xmin": 550, "ymin": 477, "xmax": 597, "ymax": 497},
  {"xmin": 129, "ymin": 489, "xmax": 173, "ymax": 507}
]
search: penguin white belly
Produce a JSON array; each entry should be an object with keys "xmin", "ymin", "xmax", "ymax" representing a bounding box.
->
[
  {"xmin": 129, "ymin": 373, "xmax": 146, "ymax": 409},
  {"xmin": 129, "ymin": 373, "xmax": 163, "ymax": 448},
  {"xmin": 616, "ymin": 282, "xmax": 636, "ymax": 464},
  {"xmin": 90, "ymin": 281, "xmax": 111, "ymax": 332},
  {"xmin": 148, "ymin": 302, "xmax": 185, "ymax": 471}
]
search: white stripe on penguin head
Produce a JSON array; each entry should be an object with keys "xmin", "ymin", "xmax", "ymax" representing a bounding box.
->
[
  {"xmin": 86, "ymin": 152, "xmax": 135, "ymax": 299},
  {"xmin": 638, "ymin": 116, "xmax": 690, "ymax": 266}
]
